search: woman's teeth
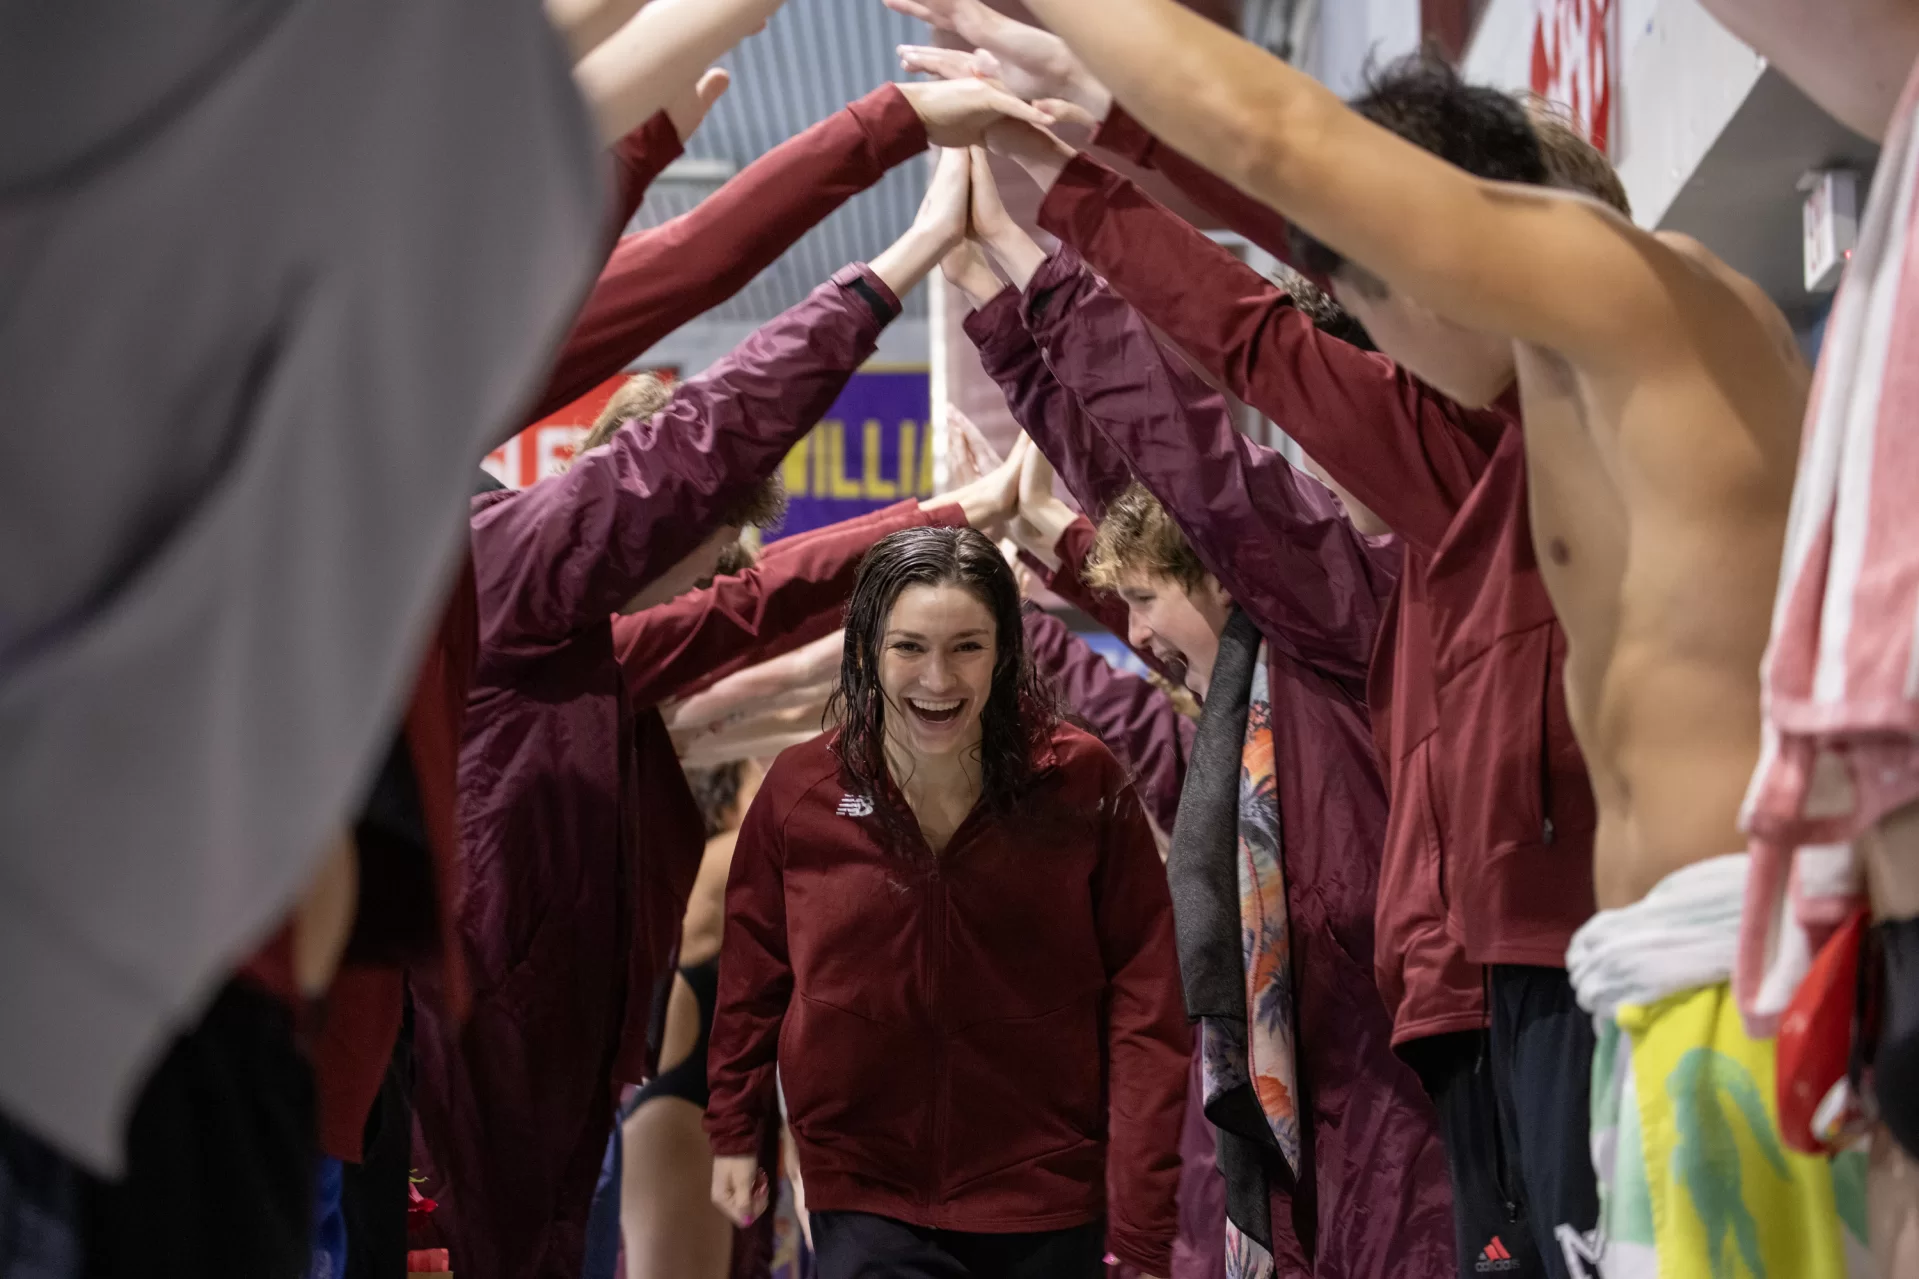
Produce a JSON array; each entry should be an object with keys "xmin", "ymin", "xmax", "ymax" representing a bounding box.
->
[{"xmin": 908, "ymin": 697, "xmax": 963, "ymax": 724}]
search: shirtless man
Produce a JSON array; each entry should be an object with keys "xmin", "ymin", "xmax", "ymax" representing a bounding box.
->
[{"xmin": 993, "ymin": 1, "xmax": 1864, "ymax": 1272}]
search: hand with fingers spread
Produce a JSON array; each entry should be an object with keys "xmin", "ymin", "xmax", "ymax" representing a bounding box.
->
[
  {"xmin": 886, "ymin": 0, "xmax": 1112, "ymax": 120},
  {"xmin": 666, "ymin": 67, "xmax": 732, "ymax": 142},
  {"xmin": 894, "ymin": 77, "xmax": 1056, "ymax": 147}
]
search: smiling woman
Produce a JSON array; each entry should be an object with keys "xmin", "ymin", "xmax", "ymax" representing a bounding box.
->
[
  {"xmin": 703, "ymin": 523, "xmax": 1192, "ymax": 1279},
  {"xmin": 829, "ymin": 525, "xmax": 1054, "ymax": 852}
]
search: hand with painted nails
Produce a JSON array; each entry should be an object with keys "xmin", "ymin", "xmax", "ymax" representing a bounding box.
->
[
  {"xmin": 711, "ymin": 1153, "xmax": 769, "ymax": 1227},
  {"xmin": 886, "ymin": 0, "xmax": 1112, "ymax": 120}
]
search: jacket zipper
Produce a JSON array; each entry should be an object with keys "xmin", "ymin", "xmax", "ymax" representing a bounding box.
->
[{"xmin": 1538, "ymin": 635, "xmax": 1557, "ymax": 847}]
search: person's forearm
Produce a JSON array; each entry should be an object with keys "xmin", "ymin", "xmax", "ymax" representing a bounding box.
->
[
  {"xmin": 548, "ymin": 0, "xmax": 651, "ymax": 62},
  {"xmin": 574, "ymin": 0, "xmax": 780, "ymax": 144},
  {"xmin": 473, "ymin": 269, "xmax": 894, "ymax": 654},
  {"xmin": 1092, "ymin": 103, "xmax": 1298, "ymax": 267},
  {"xmin": 532, "ymin": 85, "xmax": 925, "ymax": 421},
  {"xmin": 664, "ymin": 635, "xmax": 841, "ymax": 730},
  {"xmin": 869, "ymin": 225, "xmax": 949, "ymax": 302},
  {"xmin": 1697, "ymin": 0, "xmax": 1918, "ymax": 140}
]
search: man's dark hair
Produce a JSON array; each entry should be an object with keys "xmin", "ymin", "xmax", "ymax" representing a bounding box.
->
[
  {"xmin": 1290, "ymin": 52, "xmax": 1549, "ymax": 283},
  {"xmin": 685, "ymin": 762, "xmax": 745, "ymax": 839}
]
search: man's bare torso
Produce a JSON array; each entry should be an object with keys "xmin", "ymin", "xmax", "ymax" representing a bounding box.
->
[{"xmin": 1516, "ymin": 235, "xmax": 1807, "ymax": 909}]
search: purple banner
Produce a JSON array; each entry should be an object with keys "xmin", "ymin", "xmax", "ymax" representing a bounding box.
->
[{"xmin": 770, "ymin": 370, "xmax": 931, "ymax": 540}]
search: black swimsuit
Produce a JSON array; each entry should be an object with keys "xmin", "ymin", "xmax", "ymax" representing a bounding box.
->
[{"xmin": 623, "ymin": 958, "xmax": 720, "ymax": 1117}]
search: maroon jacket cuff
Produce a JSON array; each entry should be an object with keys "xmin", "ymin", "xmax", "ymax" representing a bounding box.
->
[
  {"xmin": 1092, "ymin": 101, "xmax": 1157, "ymax": 167},
  {"xmin": 1020, "ymin": 244, "xmax": 1093, "ymax": 328},
  {"xmin": 1037, "ymin": 152, "xmax": 1128, "ymax": 249},
  {"xmin": 832, "ymin": 262, "xmax": 902, "ymax": 326},
  {"xmin": 846, "ymin": 83, "xmax": 931, "ymax": 172},
  {"xmin": 961, "ymin": 284, "xmax": 1024, "ymax": 358}
]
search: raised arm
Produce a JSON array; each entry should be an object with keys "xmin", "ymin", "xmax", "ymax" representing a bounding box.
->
[
  {"xmin": 1025, "ymin": 607, "xmax": 1191, "ymax": 834},
  {"xmin": 989, "ymin": 126, "xmax": 1499, "ymax": 554},
  {"xmin": 945, "ymin": 242, "xmax": 1137, "ymax": 518},
  {"xmin": 533, "ymin": 79, "xmax": 1048, "ymax": 418},
  {"xmin": 888, "ymin": 1, "xmax": 1298, "ymax": 264},
  {"xmin": 972, "ymin": 166, "xmax": 1396, "ymax": 680},
  {"xmin": 664, "ymin": 630, "xmax": 842, "ymax": 736},
  {"xmin": 474, "ymin": 150, "xmax": 972, "ymax": 661},
  {"xmin": 1019, "ymin": 0, "xmax": 1677, "ymax": 362},
  {"xmin": 571, "ymin": 0, "xmax": 779, "ymax": 145},
  {"xmin": 613, "ymin": 442, "xmax": 1026, "ymax": 709},
  {"xmin": 1696, "ymin": 0, "xmax": 1919, "ymax": 140}
]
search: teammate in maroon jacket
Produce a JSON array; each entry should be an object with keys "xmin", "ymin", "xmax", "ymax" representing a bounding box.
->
[{"xmin": 705, "ymin": 525, "xmax": 1189, "ymax": 1279}]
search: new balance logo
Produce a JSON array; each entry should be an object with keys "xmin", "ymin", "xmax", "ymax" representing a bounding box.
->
[
  {"xmin": 1475, "ymin": 1236, "xmax": 1520, "ymax": 1273},
  {"xmin": 835, "ymin": 794, "xmax": 874, "ymax": 818}
]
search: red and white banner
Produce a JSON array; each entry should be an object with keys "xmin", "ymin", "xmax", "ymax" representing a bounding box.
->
[
  {"xmin": 1531, "ymin": 0, "xmax": 1614, "ymax": 154},
  {"xmin": 482, "ymin": 370, "xmax": 678, "ymax": 489}
]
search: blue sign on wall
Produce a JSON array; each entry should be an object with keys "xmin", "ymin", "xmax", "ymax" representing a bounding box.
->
[{"xmin": 771, "ymin": 370, "xmax": 931, "ymax": 540}]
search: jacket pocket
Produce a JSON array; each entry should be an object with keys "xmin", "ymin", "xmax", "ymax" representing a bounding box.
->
[
  {"xmin": 779, "ymin": 993, "xmax": 930, "ymax": 1179},
  {"xmin": 940, "ymin": 995, "xmax": 1106, "ymax": 1194}
]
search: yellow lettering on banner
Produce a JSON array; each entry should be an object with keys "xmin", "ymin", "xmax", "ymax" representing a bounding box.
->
[
  {"xmin": 918, "ymin": 421, "xmax": 935, "ymax": 496},
  {"xmin": 862, "ymin": 420, "xmax": 897, "ymax": 499},
  {"xmin": 780, "ymin": 434, "xmax": 812, "ymax": 498},
  {"xmin": 898, "ymin": 421, "xmax": 918, "ymax": 498},
  {"xmin": 825, "ymin": 422, "xmax": 863, "ymax": 499}
]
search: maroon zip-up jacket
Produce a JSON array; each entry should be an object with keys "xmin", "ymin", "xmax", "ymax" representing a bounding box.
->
[
  {"xmin": 707, "ymin": 723, "xmax": 1189, "ymax": 1275},
  {"xmin": 608, "ymin": 499, "xmax": 965, "ymax": 1080},
  {"xmin": 968, "ymin": 257, "xmax": 1452, "ymax": 1277},
  {"xmin": 411, "ymin": 264, "xmax": 901, "ymax": 1279},
  {"xmin": 1044, "ymin": 137, "xmax": 1599, "ymax": 1009}
]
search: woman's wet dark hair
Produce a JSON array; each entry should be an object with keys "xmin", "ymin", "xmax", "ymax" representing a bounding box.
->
[{"xmin": 827, "ymin": 526, "xmax": 1056, "ymax": 853}]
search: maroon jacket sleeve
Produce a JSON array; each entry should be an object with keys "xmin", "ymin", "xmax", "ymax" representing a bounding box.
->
[
  {"xmin": 532, "ymin": 85, "xmax": 929, "ymax": 419},
  {"xmin": 1038, "ymin": 154, "xmax": 1503, "ymax": 555},
  {"xmin": 1089, "ymin": 747, "xmax": 1189, "ymax": 1274},
  {"xmin": 471, "ymin": 264, "xmax": 899, "ymax": 664},
  {"xmin": 606, "ymin": 113, "xmax": 683, "ymax": 241},
  {"xmin": 1095, "ymin": 102, "xmax": 1297, "ymax": 271},
  {"xmin": 705, "ymin": 775, "xmax": 794, "ymax": 1158},
  {"xmin": 1025, "ymin": 608, "xmax": 1190, "ymax": 834},
  {"xmin": 1023, "ymin": 248, "xmax": 1398, "ymax": 690},
  {"xmin": 963, "ymin": 286, "xmax": 1136, "ymax": 519},
  {"xmin": 612, "ymin": 500, "xmax": 967, "ymax": 709}
]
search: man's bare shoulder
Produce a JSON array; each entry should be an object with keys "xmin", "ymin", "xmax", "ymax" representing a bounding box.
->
[{"xmin": 1653, "ymin": 230, "xmax": 1810, "ymax": 377}]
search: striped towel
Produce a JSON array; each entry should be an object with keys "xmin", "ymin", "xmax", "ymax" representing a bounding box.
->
[{"xmin": 1737, "ymin": 56, "xmax": 1919, "ymax": 1037}]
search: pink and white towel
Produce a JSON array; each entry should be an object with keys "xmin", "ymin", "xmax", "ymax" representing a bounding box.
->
[{"xmin": 1738, "ymin": 57, "xmax": 1919, "ymax": 1036}]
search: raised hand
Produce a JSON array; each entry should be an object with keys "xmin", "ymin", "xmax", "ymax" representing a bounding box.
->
[
  {"xmin": 896, "ymin": 78, "xmax": 1055, "ymax": 147},
  {"xmin": 869, "ymin": 145, "xmax": 973, "ymax": 299},
  {"xmin": 941, "ymin": 240, "xmax": 1006, "ymax": 309},
  {"xmin": 1009, "ymin": 436, "xmax": 1077, "ymax": 571},
  {"xmin": 666, "ymin": 67, "xmax": 731, "ymax": 142},
  {"xmin": 886, "ymin": 0, "xmax": 1111, "ymax": 118},
  {"xmin": 938, "ymin": 417, "xmax": 1026, "ymax": 535},
  {"xmin": 967, "ymin": 147, "xmax": 1047, "ymax": 290}
]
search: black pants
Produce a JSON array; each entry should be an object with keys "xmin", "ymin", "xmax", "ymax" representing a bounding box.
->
[
  {"xmin": 1405, "ymin": 1030, "xmax": 1546, "ymax": 1279},
  {"xmin": 810, "ymin": 1210, "xmax": 1105, "ymax": 1279},
  {"xmin": 1487, "ymin": 966, "xmax": 1600, "ymax": 1279},
  {"xmin": 0, "ymin": 982, "xmax": 315, "ymax": 1279}
]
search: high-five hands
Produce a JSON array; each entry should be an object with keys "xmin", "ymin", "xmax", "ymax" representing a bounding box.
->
[
  {"xmin": 885, "ymin": 0, "xmax": 1112, "ymax": 123},
  {"xmin": 896, "ymin": 78, "xmax": 1055, "ymax": 147},
  {"xmin": 1008, "ymin": 438, "xmax": 1077, "ymax": 572}
]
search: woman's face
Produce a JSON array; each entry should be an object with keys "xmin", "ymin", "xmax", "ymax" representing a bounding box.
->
[{"xmin": 877, "ymin": 582, "xmax": 999, "ymax": 763}]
